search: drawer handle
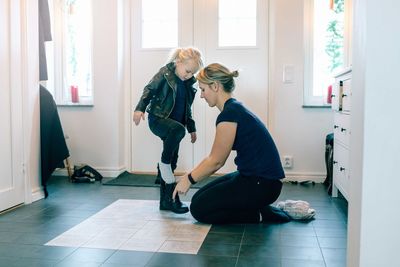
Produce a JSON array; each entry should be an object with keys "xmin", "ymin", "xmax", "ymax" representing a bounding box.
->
[
  {"xmin": 341, "ymin": 128, "xmax": 346, "ymax": 132},
  {"xmin": 333, "ymin": 161, "xmax": 338, "ymax": 164},
  {"xmin": 331, "ymin": 94, "xmax": 336, "ymax": 98},
  {"xmin": 334, "ymin": 125, "xmax": 339, "ymax": 129},
  {"xmin": 342, "ymin": 94, "xmax": 347, "ymax": 97},
  {"xmin": 340, "ymin": 167, "xmax": 346, "ymax": 171}
]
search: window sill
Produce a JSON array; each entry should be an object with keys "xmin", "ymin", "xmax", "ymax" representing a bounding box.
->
[
  {"xmin": 302, "ymin": 104, "xmax": 331, "ymax": 109},
  {"xmin": 57, "ymin": 101, "xmax": 94, "ymax": 107}
]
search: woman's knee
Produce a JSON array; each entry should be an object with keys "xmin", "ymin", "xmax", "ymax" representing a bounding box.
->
[{"xmin": 190, "ymin": 200, "xmax": 208, "ymax": 223}]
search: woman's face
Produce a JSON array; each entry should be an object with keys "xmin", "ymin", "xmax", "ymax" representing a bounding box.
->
[
  {"xmin": 175, "ymin": 59, "xmax": 198, "ymax": 81},
  {"xmin": 199, "ymin": 81, "xmax": 217, "ymax": 107}
]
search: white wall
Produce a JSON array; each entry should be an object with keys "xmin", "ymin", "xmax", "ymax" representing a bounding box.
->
[
  {"xmin": 57, "ymin": 0, "xmax": 128, "ymax": 177},
  {"xmin": 348, "ymin": 0, "xmax": 400, "ymax": 266},
  {"xmin": 56, "ymin": 0, "xmax": 332, "ymax": 181},
  {"xmin": 269, "ymin": 0, "xmax": 333, "ymax": 181}
]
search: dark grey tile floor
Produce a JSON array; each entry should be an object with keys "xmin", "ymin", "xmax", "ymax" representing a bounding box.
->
[{"xmin": 0, "ymin": 178, "xmax": 347, "ymax": 267}]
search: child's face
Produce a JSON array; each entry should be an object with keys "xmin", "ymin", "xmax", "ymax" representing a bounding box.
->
[{"xmin": 175, "ymin": 59, "xmax": 198, "ymax": 81}]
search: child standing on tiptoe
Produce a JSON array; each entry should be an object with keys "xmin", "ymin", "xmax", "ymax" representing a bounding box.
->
[{"xmin": 133, "ymin": 47, "xmax": 203, "ymax": 214}]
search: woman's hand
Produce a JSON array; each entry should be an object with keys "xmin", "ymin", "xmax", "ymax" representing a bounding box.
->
[
  {"xmin": 133, "ymin": 111, "xmax": 145, "ymax": 125},
  {"xmin": 190, "ymin": 132, "xmax": 197, "ymax": 143},
  {"xmin": 173, "ymin": 174, "xmax": 191, "ymax": 199}
]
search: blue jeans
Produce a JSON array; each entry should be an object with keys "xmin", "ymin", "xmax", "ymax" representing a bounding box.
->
[{"xmin": 148, "ymin": 116, "xmax": 186, "ymax": 171}]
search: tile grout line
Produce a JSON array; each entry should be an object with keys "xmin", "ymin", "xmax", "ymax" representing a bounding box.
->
[{"xmin": 234, "ymin": 225, "xmax": 246, "ymax": 267}]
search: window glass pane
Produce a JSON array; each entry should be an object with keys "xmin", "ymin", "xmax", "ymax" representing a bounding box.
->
[
  {"xmin": 312, "ymin": 0, "xmax": 344, "ymax": 97},
  {"xmin": 219, "ymin": 0, "xmax": 257, "ymax": 47},
  {"xmin": 44, "ymin": 0, "xmax": 55, "ymax": 97},
  {"xmin": 64, "ymin": 0, "xmax": 93, "ymax": 103},
  {"xmin": 142, "ymin": 0, "xmax": 177, "ymax": 48}
]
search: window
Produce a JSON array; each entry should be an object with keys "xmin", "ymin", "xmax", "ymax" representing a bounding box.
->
[
  {"xmin": 45, "ymin": 0, "xmax": 93, "ymax": 105},
  {"xmin": 141, "ymin": 0, "xmax": 177, "ymax": 48},
  {"xmin": 218, "ymin": 0, "xmax": 257, "ymax": 47},
  {"xmin": 304, "ymin": 0, "xmax": 346, "ymax": 106}
]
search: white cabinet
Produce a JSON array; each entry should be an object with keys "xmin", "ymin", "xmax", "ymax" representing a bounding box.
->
[{"xmin": 332, "ymin": 67, "xmax": 352, "ymax": 200}]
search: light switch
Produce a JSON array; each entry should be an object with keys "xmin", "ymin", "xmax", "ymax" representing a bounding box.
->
[{"xmin": 283, "ymin": 64, "xmax": 294, "ymax": 83}]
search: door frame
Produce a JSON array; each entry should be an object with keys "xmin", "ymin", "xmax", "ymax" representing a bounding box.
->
[{"xmin": 22, "ymin": 0, "xmax": 41, "ymax": 203}]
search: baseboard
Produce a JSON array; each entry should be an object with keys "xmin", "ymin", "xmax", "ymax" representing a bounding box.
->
[
  {"xmin": 31, "ymin": 187, "xmax": 45, "ymax": 202},
  {"xmin": 129, "ymin": 171, "xmax": 326, "ymax": 182},
  {"xmin": 53, "ymin": 166, "xmax": 126, "ymax": 178},
  {"xmin": 282, "ymin": 172, "xmax": 326, "ymax": 183},
  {"xmin": 53, "ymin": 168, "xmax": 326, "ymax": 183}
]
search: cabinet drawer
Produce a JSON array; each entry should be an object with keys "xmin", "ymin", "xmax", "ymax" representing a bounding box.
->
[
  {"xmin": 331, "ymin": 81, "xmax": 341, "ymax": 111},
  {"xmin": 333, "ymin": 113, "xmax": 351, "ymax": 147},
  {"xmin": 333, "ymin": 144, "xmax": 349, "ymax": 199},
  {"xmin": 341, "ymin": 78, "xmax": 352, "ymax": 113}
]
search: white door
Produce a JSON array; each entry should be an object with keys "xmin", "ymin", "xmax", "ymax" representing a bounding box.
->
[
  {"xmin": 193, "ymin": 0, "xmax": 269, "ymax": 172},
  {"xmin": 131, "ymin": 0, "xmax": 195, "ymax": 173},
  {"xmin": 0, "ymin": 0, "xmax": 25, "ymax": 212},
  {"xmin": 131, "ymin": 0, "xmax": 269, "ymax": 174}
]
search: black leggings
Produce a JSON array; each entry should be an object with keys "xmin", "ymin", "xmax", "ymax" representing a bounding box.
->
[
  {"xmin": 148, "ymin": 117, "xmax": 186, "ymax": 171},
  {"xmin": 190, "ymin": 172, "xmax": 282, "ymax": 224}
]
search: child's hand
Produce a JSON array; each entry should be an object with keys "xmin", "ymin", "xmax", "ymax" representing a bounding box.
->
[
  {"xmin": 133, "ymin": 111, "xmax": 145, "ymax": 125},
  {"xmin": 190, "ymin": 132, "xmax": 197, "ymax": 143}
]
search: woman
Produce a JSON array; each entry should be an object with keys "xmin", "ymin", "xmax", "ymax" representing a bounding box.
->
[{"xmin": 173, "ymin": 63, "xmax": 290, "ymax": 224}]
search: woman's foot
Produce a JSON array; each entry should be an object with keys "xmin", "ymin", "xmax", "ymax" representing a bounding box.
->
[{"xmin": 260, "ymin": 205, "xmax": 291, "ymax": 223}]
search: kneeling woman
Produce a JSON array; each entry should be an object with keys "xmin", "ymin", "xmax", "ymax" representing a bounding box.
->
[{"xmin": 173, "ymin": 63, "xmax": 289, "ymax": 224}]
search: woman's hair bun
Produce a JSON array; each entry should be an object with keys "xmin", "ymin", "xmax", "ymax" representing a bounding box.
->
[{"xmin": 231, "ymin": 70, "xmax": 239, "ymax": 78}]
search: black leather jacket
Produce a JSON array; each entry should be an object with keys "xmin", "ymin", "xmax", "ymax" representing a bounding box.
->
[{"xmin": 135, "ymin": 62, "xmax": 197, "ymax": 133}]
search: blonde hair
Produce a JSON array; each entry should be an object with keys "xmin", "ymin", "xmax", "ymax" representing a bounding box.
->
[
  {"xmin": 167, "ymin": 47, "xmax": 204, "ymax": 71},
  {"xmin": 196, "ymin": 63, "xmax": 239, "ymax": 93}
]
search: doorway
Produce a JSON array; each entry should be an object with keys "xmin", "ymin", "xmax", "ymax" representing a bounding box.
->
[{"xmin": 130, "ymin": 0, "xmax": 269, "ymax": 173}]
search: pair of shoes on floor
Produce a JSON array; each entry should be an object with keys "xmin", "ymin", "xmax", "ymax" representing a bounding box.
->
[
  {"xmin": 260, "ymin": 205, "xmax": 292, "ymax": 223},
  {"xmin": 71, "ymin": 165, "xmax": 103, "ymax": 183}
]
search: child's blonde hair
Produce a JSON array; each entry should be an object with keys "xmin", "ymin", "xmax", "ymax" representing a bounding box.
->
[
  {"xmin": 167, "ymin": 47, "xmax": 204, "ymax": 71},
  {"xmin": 196, "ymin": 63, "xmax": 239, "ymax": 93}
]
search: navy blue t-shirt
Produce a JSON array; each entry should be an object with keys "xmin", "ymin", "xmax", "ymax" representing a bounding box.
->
[{"xmin": 216, "ymin": 98, "xmax": 285, "ymax": 180}]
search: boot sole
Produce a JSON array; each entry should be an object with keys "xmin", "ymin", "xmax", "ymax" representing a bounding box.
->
[{"xmin": 159, "ymin": 206, "xmax": 189, "ymax": 214}]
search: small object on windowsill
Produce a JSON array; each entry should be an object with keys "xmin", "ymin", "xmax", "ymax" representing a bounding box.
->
[
  {"xmin": 70, "ymin": 85, "xmax": 79, "ymax": 103},
  {"xmin": 326, "ymin": 84, "xmax": 333, "ymax": 104}
]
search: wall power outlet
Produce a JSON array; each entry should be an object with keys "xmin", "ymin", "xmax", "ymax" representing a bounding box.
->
[{"xmin": 283, "ymin": 156, "xmax": 293, "ymax": 168}]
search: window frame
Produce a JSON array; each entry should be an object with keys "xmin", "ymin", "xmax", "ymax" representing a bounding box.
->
[
  {"xmin": 46, "ymin": 0, "xmax": 94, "ymax": 106},
  {"xmin": 140, "ymin": 0, "xmax": 178, "ymax": 49},
  {"xmin": 303, "ymin": 0, "xmax": 351, "ymax": 107},
  {"xmin": 217, "ymin": 0, "xmax": 258, "ymax": 48}
]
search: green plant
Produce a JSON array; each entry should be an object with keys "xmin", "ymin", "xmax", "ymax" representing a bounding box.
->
[
  {"xmin": 325, "ymin": 0, "xmax": 344, "ymax": 73},
  {"xmin": 66, "ymin": 0, "xmax": 77, "ymax": 79}
]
